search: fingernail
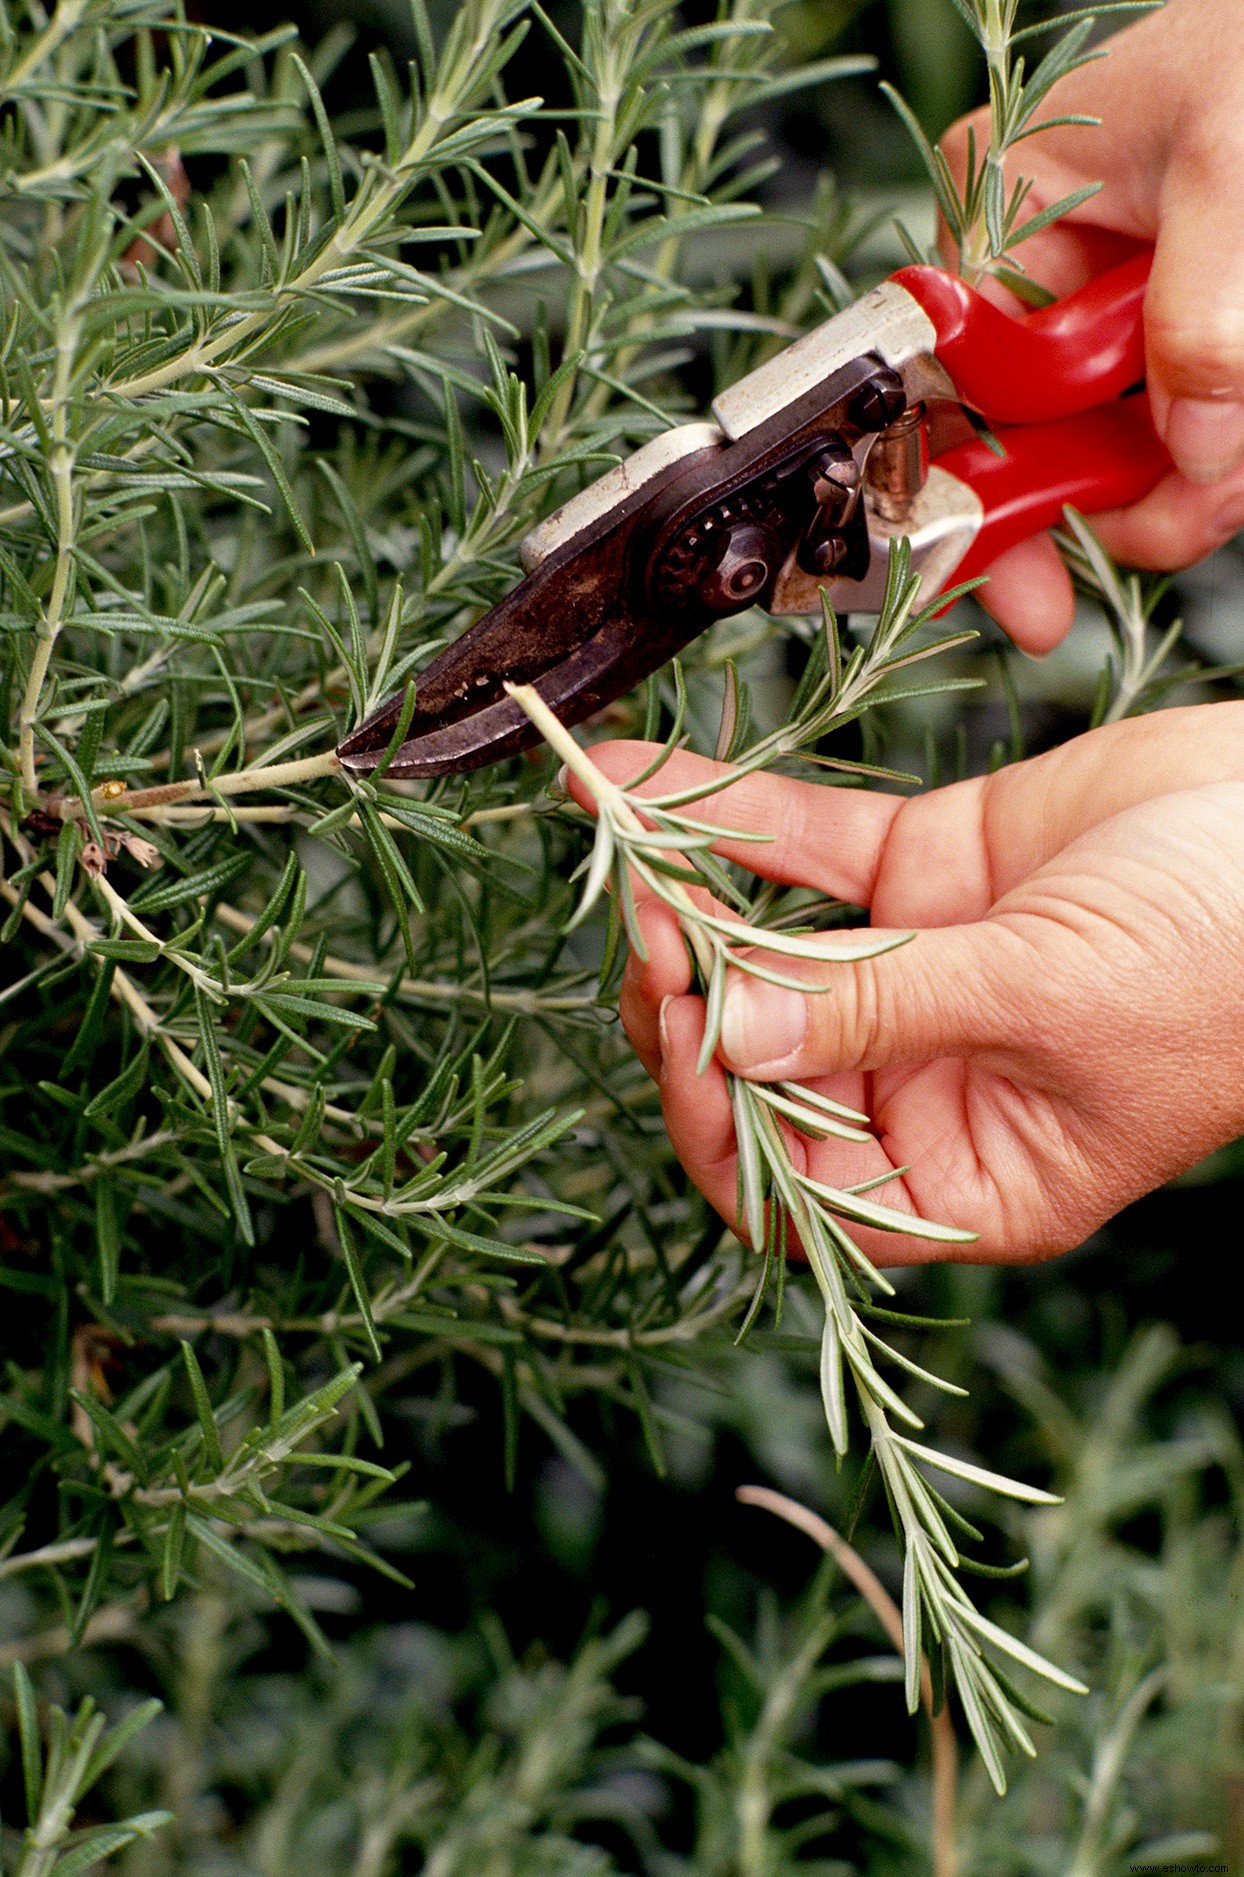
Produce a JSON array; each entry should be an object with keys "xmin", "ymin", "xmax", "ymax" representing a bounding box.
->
[
  {"xmin": 720, "ymin": 977, "xmax": 807, "ymax": 1071},
  {"xmin": 1164, "ymin": 398, "xmax": 1244, "ymax": 485},
  {"xmin": 657, "ymin": 994, "xmax": 675, "ymax": 1063},
  {"xmin": 552, "ymin": 763, "xmax": 570, "ymax": 797}
]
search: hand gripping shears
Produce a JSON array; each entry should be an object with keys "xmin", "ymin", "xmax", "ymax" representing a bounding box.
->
[{"xmin": 337, "ymin": 250, "xmax": 1166, "ymax": 779}]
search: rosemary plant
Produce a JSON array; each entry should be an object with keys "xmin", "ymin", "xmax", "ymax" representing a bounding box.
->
[
  {"xmin": 1, "ymin": 0, "xmax": 1227, "ymax": 1850},
  {"xmin": 884, "ymin": 0, "xmax": 1153, "ymax": 294},
  {"xmin": 3, "ymin": 1665, "xmax": 169, "ymax": 1877},
  {"xmin": 0, "ymin": 0, "xmax": 889, "ymax": 1740},
  {"xmin": 1052, "ymin": 506, "xmax": 1244, "ymax": 726}
]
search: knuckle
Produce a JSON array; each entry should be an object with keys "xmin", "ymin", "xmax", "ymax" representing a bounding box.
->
[
  {"xmin": 1144, "ymin": 508, "xmax": 1219, "ymax": 566},
  {"xmin": 807, "ymin": 959, "xmax": 882, "ymax": 1072},
  {"xmin": 1148, "ymin": 303, "xmax": 1244, "ymax": 391},
  {"xmin": 1097, "ymin": 481, "xmax": 1221, "ymax": 567}
]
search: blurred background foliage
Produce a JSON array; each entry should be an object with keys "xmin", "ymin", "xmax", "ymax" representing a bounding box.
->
[{"xmin": 1, "ymin": 0, "xmax": 1242, "ymax": 1872}]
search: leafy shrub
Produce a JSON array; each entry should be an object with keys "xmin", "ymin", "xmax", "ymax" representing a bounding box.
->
[{"xmin": 1, "ymin": 0, "xmax": 1241, "ymax": 1871}]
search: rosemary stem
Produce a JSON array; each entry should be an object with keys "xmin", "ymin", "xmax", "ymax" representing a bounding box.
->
[
  {"xmin": 18, "ymin": 301, "xmax": 80, "ymax": 799},
  {"xmin": 1, "ymin": 0, "xmax": 84, "ymax": 96}
]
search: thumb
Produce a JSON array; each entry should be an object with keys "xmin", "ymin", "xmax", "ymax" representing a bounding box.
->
[
  {"xmin": 1146, "ymin": 125, "xmax": 1244, "ymax": 484},
  {"xmin": 718, "ymin": 924, "xmax": 1023, "ymax": 1079}
]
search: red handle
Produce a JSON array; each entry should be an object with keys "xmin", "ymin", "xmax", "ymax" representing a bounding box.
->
[
  {"xmin": 939, "ymin": 394, "xmax": 1169, "ymax": 586},
  {"xmin": 894, "ymin": 253, "xmax": 1152, "ymax": 424}
]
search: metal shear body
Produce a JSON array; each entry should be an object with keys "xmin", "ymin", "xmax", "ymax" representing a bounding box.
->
[{"xmin": 338, "ymin": 249, "xmax": 1166, "ymax": 778}]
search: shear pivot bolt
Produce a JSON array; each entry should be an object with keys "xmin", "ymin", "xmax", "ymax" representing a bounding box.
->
[
  {"xmin": 810, "ymin": 445, "xmax": 861, "ymax": 517},
  {"xmin": 848, "ymin": 368, "xmax": 906, "ymax": 433},
  {"xmin": 866, "ymin": 401, "xmax": 928, "ymax": 522},
  {"xmin": 701, "ymin": 522, "xmax": 777, "ymax": 610}
]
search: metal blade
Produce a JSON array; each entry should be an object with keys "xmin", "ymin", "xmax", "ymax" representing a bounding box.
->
[{"xmin": 337, "ymin": 435, "xmax": 723, "ymax": 778}]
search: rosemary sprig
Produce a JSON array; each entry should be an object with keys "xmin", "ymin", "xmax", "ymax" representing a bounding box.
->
[
  {"xmin": 884, "ymin": 1, "xmax": 1155, "ymax": 293},
  {"xmin": 510, "ymin": 549, "xmax": 1089, "ymax": 1791}
]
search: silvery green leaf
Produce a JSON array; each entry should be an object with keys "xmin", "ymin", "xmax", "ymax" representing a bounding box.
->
[
  {"xmin": 849, "ymin": 1350, "xmax": 925, "ymax": 1431},
  {"xmin": 566, "ymin": 819, "xmax": 615, "ymax": 930},
  {"xmin": 818, "ymin": 1211, "xmax": 897, "ymax": 1296},
  {"xmin": 713, "ymin": 660, "xmax": 738, "ymax": 762},
  {"xmin": 969, "ymin": 1662, "xmax": 1040, "ymax": 1756},
  {"xmin": 750, "ymin": 1083, "xmax": 871, "ymax": 1143},
  {"xmin": 620, "ymin": 826, "xmax": 721, "ymax": 851},
  {"xmin": 892, "ymin": 1435, "xmax": 1063, "ymax": 1506},
  {"xmin": 890, "ymin": 1457, "xmax": 961, "ymax": 1570},
  {"xmin": 795, "ymin": 1209, "xmax": 850, "ymax": 1319},
  {"xmin": 860, "ymin": 1322, "xmax": 969, "ymax": 1397},
  {"xmin": 719, "ymin": 955, "xmax": 835, "ymax": 994},
  {"xmin": 948, "ymin": 1636, "xmax": 1010, "ymax": 1796},
  {"xmin": 691, "ymin": 905, "xmax": 913, "ymax": 962},
  {"xmin": 956, "ymin": 1604, "xmax": 1090, "ymax": 1696},
  {"xmin": 666, "ymin": 812, "xmax": 774, "ymax": 843},
  {"xmin": 698, "ymin": 947, "xmax": 727, "ymax": 1074},
  {"xmin": 730, "ymin": 1076, "xmax": 767, "ymax": 1254},
  {"xmin": 616, "ymin": 860, "xmax": 648, "ymax": 960},
  {"xmin": 794, "ymin": 1170, "xmax": 976, "ymax": 1243},
  {"xmin": 901, "ymin": 1544, "xmax": 921, "ymax": 1715},
  {"xmin": 776, "ymin": 1081, "xmax": 868, "ymax": 1125},
  {"xmin": 819, "ymin": 1308, "xmax": 847, "ymax": 1455}
]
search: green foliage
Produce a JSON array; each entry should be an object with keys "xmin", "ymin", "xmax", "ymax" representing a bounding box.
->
[
  {"xmin": 3, "ymin": 1665, "xmax": 170, "ymax": 1874},
  {"xmin": 883, "ymin": 1, "xmax": 1155, "ymax": 290},
  {"xmin": 1056, "ymin": 507, "xmax": 1244, "ymax": 725},
  {"xmin": 3, "ymin": 1314, "xmax": 1238, "ymax": 1874},
  {"xmin": 0, "ymin": 0, "xmax": 1241, "ymax": 1868},
  {"xmin": 2, "ymin": 0, "xmax": 846, "ymax": 1651}
]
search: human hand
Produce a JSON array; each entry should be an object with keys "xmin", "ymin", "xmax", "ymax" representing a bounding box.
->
[
  {"xmin": 569, "ymin": 703, "xmax": 1244, "ymax": 1264},
  {"xmin": 937, "ymin": 0, "xmax": 1244, "ymax": 651}
]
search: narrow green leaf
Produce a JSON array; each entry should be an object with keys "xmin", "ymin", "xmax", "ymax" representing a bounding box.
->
[
  {"xmin": 72, "ymin": 1389, "xmax": 147, "ymax": 1480},
  {"xmin": 53, "ymin": 816, "xmax": 79, "ymax": 918},
  {"xmin": 956, "ymin": 1604, "xmax": 1090, "ymax": 1695},
  {"xmin": 263, "ymin": 1327, "xmax": 286, "ymax": 1430},
  {"xmin": 161, "ymin": 1500, "xmax": 186, "ymax": 1601},
  {"xmin": 626, "ymin": 1353, "xmax": 667, "ymax": 1478},
  {"xmin": 131, "ymin": 850, "xmax": 250, "ymax": 914},
  {"xmin": 14, "ymin": 1659, "xmax": 42, "ymax": 1823},
  {"xmin": 94, "ymin": 1178, "xmax": 121, "ymax": 1306},
  {"xmin": 367, "ymin": 680, "xmax": 418, "ymax": 783},
  {"xmin": 902, "ymin": 1544, "xmax": 921, "ymax": 1715},
  {"xmin": 334, "ymin": 1206, "xmax": 382, "ymax": 1361},
  {"xmin": 81, "ymin": 1697, "xmax": 164, "ymax": 1790},
  {"xmin": 193, "ymin": 984, "xmax": 254, "ymax": 1246},
  {"xmin": 181, "ymin": 1340, "xmax": 224, "ymax": 1472},
  {"xmin": 63, "ymin": 959, "xmax": 117, "ymax": 1075},
  {"xmin": 819, "ymin": 1307, "xmax": 847, "ymax": 1455},
  {"xmin": 893, "ymin": 1434, "xmax": 1062, "ymax": 1506}
]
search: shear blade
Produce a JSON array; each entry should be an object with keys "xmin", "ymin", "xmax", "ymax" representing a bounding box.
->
[
  {"xmin": 337, "ymin": 560, "xmax": 652, "ymax": 777},
  {"xmin": 337, "ymin": 441, "xmax": 721, "ymax": 778}
]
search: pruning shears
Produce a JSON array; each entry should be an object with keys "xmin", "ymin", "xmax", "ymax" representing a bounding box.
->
[{"xmin": 337, "ymin": 247, "xmax": 1165, "ymax": 779}]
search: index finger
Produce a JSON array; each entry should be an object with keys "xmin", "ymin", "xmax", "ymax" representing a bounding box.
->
[{"xmin": 567, "ymin": 741, "xmax": 903, "ymax": 907}]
